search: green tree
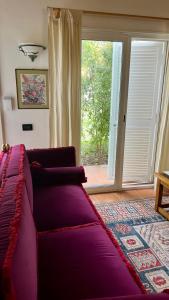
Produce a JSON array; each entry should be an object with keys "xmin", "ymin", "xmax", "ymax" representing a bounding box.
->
[{"xmin": 81, "ymin": 40, "xmax": 113, "ymax": 165}]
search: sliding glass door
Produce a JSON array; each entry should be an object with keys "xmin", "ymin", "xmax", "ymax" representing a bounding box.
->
[{"xmin": 81, "ymin": 31, "xmax": 167, "ymax": 193}]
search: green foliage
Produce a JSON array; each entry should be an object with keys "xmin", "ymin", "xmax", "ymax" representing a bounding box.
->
[{"xmin": 81, "ymin": 40, "xmax": 113, "ymax": 165}]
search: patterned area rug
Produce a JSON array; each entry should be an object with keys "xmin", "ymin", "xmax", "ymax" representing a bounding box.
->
[{"xmin": 93, "ymin": 198, "xmax": 169, "ymax": 293}]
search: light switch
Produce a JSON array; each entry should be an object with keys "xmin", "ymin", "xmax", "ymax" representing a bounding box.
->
[{"xmin": 22, "ymin": 124, "xmax": 33, "ymax": 131}]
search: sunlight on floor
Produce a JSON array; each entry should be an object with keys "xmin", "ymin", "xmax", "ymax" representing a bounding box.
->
[{"xmin": 90, "ymin": 189, "xmax": 156, "ymax": 202}]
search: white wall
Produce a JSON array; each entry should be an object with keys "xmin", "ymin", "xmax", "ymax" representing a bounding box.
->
[
  {"xmin": 1, "ymin": 0, "xmax": 169, "ymax": 149},
  {"xmin": 0, "ymin": 0, "xmax": 49, "ymax": 149}
]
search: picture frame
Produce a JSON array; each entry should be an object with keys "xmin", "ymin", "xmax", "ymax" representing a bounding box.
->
[{"xmin": 15, "ymin": 69, "xmax": 49, "ymax": 109}]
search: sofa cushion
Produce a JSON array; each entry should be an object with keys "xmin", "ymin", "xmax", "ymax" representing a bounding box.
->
[
  {"xmin": 33, "ymin": 184, "xmax": 99, "ymax": 231},
  {"xmin": 11, "ymin": 185, "xmax": 37, "ymax": 300},
  {"xmin": 27, "ymin": 146, "xmax": 76, "ymax": 167},
  {"xmin": 0, "ymin": 152, "xmax": 8, "ymax": 182},
  {"xmin": 1, "ymin": 145, "xmax": 33, "ymax": 212},
  {"xmin": 24, "ymin": 152, "xmax": 33, "ymax": 211},
  {"xmin": 0, "ymin": 175, "xmax": 37, "ymax": 300},
  {"xmin": 5, "ymin": 145, "xmax": 23, "ymax": 178},
  {"xmin": 31, "ymin": 165, "xmax": 87, "ymax": 186},
  {"xmin": 38, "ymin": 223, "xmax": 142, "ymax": 300}
]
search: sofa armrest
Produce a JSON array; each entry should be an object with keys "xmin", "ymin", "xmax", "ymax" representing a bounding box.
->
[
  {"xmin": 83, "ymin": 293, "xmax": 169, "ymax": 300},
  {"xmin": 27, "ymin": 146, "xmax": 76, "ymax": 167},
  {"xmin": 31, "ymin": 166, "xmax": 87, "ymax": 186}
]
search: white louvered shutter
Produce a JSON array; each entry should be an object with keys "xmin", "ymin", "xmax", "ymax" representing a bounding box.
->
[{"xmin": 123, "ymin": 41, "xmax": 166, "ymax": 183}]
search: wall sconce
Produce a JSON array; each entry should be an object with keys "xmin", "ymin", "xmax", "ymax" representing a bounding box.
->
[{"xmin": 18, "ymin": 43, "xmax": 46, "ymax": 62}]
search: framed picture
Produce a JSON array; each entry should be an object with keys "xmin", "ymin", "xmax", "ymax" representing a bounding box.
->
[{"xmin": 15, "ymin": 69, "xmax": 49, "ymax": 109}]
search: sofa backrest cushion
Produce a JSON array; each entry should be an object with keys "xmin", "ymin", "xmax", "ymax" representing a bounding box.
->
[
  {"xmin": 11, "ymin": 185, "xmax": 37, "ymax": 300},
  {"xmin": 27, "ymin": 146, "xmax": 76, "ymax": 167},
  {"xmin": 0, "ymin": 152, "xmax": 8, "ymax": 181},
  {"xmin": 0, "ymin": 145, "xmax": 37, "ymax": 300},
  {"xmin": 0, "ymin": 175, "xmax": 37, "ymax": 300},
  {"xmin": 24, "ymin": 151, "xmax": 33, "ymax": 211},
  {"xmin": 5, "ymin": 145, "xmax": 23, "ymax": 178},
  {"xmin": 0, "ymin": 145, "xmax": 33, "ymax": 212}
]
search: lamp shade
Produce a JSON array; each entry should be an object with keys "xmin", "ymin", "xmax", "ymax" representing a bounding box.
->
[{"xmin": 18, "ymin": 43, "xmax": 46, "ymax": 61}]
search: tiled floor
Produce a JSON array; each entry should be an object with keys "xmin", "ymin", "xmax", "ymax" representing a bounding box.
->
[
  {"xmin": 83, "ymin": 165, "xmax": 143, "ymax": 188},
  {"xmin": 83, "ymin": 165, "xmax": 114, "ymax": 187}
]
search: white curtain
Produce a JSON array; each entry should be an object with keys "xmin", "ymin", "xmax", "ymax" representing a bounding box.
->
[
  {"xmin": 48, "ymin": 8, "xmax": 82, "ymax": 164},
  {"xmin": 155, "ymin": 45, "xmax": 169, "ymax": 173}
]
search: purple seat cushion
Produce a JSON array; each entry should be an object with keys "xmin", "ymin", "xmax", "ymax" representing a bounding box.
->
[
  {"xmin": 38, "ymin": 224, "xmax": 142, "ymax": 300},
  {"xmin": 33, "ymin": 184, "xmax": 99, "ymax": 231}
]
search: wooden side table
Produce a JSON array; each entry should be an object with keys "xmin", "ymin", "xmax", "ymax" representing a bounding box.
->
[{"xmin": 155, "ymin": 172, "xmax": 169, "ymax": 220}]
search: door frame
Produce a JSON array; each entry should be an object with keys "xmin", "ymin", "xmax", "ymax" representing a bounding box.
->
[{"xmin": 81, "ymin": 28, "xmax": 169, "ymax": 194}]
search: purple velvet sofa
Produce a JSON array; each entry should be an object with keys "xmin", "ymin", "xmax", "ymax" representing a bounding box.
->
[{"xmin": 0, "ymin": 144, "xmax": 168, "ymax": 300}]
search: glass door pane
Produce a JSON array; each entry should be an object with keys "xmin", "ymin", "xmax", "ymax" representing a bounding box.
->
[
  {"xmin": 81, "ymin": 40, "xmax": 123, "ymax": 189},
  {"xmin": 123, "ymin": 40, "xmax": 166, "ymax": 185}
]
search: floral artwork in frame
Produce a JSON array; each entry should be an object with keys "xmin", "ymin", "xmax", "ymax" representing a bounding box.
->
[{"xmin": 15, "ymin": 69, "xmax": 49, "ymax": 109}]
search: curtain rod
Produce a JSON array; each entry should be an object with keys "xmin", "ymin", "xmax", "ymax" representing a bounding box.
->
[
  {"xmin": 84, "ymin": 10, "xmax": 169, "ymax": 21},
  {"xmin": 47, "ymin": 7, "xmax": 169, "ymax": 21}
]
